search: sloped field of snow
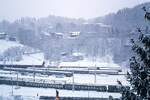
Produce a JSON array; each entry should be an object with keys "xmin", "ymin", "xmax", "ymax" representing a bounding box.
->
[
  {"xmin": 0, "ymin": 39, "xmax": 44, "ymax": 65},
  {"xmin": 0, "ymin": 40, "xmax": 23, "ymax": 53},
  {"xmin": 13, "ymin": 53, "xmax": 44, "ymax": 65}
]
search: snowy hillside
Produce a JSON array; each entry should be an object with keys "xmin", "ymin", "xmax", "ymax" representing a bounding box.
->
[
  {"xmin": 4, "ymin": 53, "xmax": 44, "ymax": 65},
  {"xmin": 90, "ymin": 2, "xmax": 150, "ymax": 32},
  {"xmin": 0, "ymin": 40, "xmax": 23, "ymax": 53},
  {"xmin": 0, "ymin": 40, "xmax": 44, "ymax": 65}
]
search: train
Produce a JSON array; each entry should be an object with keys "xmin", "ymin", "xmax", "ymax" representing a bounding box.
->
[{"xmin": 0, "ymin": 76, "xmax": 129, "ymax": 93}]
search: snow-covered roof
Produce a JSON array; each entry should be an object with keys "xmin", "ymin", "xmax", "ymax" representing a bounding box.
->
[
  {"xmin": 82, "ymin": 22, "xmax": 111, "ymax": 28},
  {"xmin": 72, "ymin": 52, "xmax": 84, "ymax": 56},
  {"xmin": 67, "ymin": 32, "xmax": 80, "ymax": 39},
  {"xmin": 69, "ymin": 31, "xmax": 80, "ymax": 37},
  {"xmin": 0, "ymin": 32, "xmax": 6, "ymax": 35},
  {"xmin": 95, "ymin": 23, "xmax": 111, "ymax": 28},
  {"xmin": 42, "ymin": 32, "xmax": 50, "ymax": 36},
  {"xmin": 55, "ymin": 32, "xmax": 63, "ymax": 35}
]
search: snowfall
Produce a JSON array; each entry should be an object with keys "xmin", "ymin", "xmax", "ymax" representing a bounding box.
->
[{"xmin": 0, "ymin": 40, "xmax": 129, "ymax": 99}]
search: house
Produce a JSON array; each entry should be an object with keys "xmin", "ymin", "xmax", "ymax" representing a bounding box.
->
[
  {"xmin": 7, "ymin": 33, "xmax": 17, "ymax": 41},
  {"xmin": 0, "ymin": 32, "xmax": 7, "ymax": 39},
  {"xmin": 68, "ymin": 32, "xmax": 80, "ymax": 39},
  {"xmin": 55, "ymin": 32, "xmax": 63, "ymax": 38},
  {"xmin": 47, "ymin": 32, "xmax": 64, "ymax": 39},
  {"xmin": 8, "ymin": 37, "xmax": 17, "ymax": 41}
]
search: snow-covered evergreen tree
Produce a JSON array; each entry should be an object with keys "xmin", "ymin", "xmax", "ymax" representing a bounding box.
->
[{"xmin": 120, "ymin": 7, "xmax": 150, "ymax": 100}]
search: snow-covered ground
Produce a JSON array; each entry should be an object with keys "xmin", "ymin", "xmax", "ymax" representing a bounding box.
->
[
  {"xmin": 12, "ymin": 53, "xmax": 44, "ymax": 65},
  {"xmin": 0, "ymin": 40, "xmax": 45, "ymax": 65},
  {"xmin": 0, "ymin": 40, "xmax": 23, "ymax": 54},
  {"xmin": 0, "ymin": 40, "xmax": 121, "ymax": 70},
  {"xmin": 0, "ymin": 52, "xmax": 45, "ymax": 65},
  {"xmin": 0, "ymin": 40, "xmax": 128, "ymax": 99},
  {"xmin": 0, "ymin": 40, "xmax": 35, "ymax": 65},
  {"xmin": 0, "ymin": 85, "xmax": 121, "ymax": 99}
]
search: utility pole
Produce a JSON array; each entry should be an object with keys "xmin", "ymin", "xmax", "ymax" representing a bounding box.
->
[
  {"xmin": 11, "ymin": 58, "xmax": 13, "ymax": 96},
  {"xmin": 33, "ymin": 72, "xmax": 35, "ymax": 82},
  {"xmin": 94, "ymin": 64, "xmax": 97, "ymax": 84},
  {"xmin": 94, "ymin": 71, "xmax": 96, "ymax": 83},
  {"xmin": 88, "ymin": 68, "xmax": 89, "ymax": 100},
  {"xmin": 72, "ymin": 71, "xmax": 74, "ymax": 91},
  {"xmin": 17, "ymin": 72, "xmax": 18, "ymax": 86},
  {"xmin": 11, "ymin": 77, "xmax": 13, "ymax": 96}
]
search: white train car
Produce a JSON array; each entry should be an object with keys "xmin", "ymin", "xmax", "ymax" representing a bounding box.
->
[{"xmin": 59, "ymin": 61, "xmax": 122, "ymax": 73}]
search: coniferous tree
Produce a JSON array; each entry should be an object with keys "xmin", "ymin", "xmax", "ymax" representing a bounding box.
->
[{"xmin": 120, "ymin": 7, "xmax": 150, "ymax": 100}]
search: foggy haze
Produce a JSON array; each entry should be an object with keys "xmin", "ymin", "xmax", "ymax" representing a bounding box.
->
[{"xmin": 0, "ymin": 0, "xmax": 149, "ymax": 21}]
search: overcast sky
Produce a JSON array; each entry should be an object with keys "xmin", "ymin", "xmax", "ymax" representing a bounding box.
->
[{"xmin": 0, "ymin": 0, "xmax": 149, "ymax": 21}]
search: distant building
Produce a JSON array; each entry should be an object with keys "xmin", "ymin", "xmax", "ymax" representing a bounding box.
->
[
  {"xmin": 43, "ymin": 32, "xmax": 63, "ymax": 39},
  {"xmin": 7, "ymin": 33, "xmax": 18, "ymax": 41},
  {"xmin": 0, "ymin": 32, "xmax": 7, "ymax": 39},
  {"xmin": 8, "ymin": 37, "xmax": 17, "ymax": 41},
  {"xmin": 68, "ymin": 32, "xmax": 80, "ymax": 39},
  {"xmin": 55, "ymin": 32, "xmax": 63, "ymax": 38}
]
